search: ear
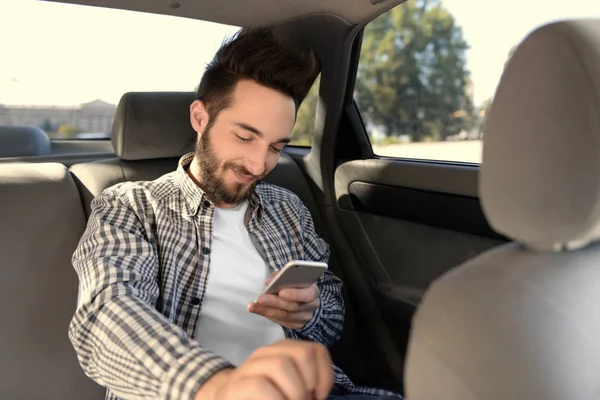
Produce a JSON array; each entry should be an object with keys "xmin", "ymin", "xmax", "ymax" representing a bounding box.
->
[{"xmin": 190, "ymin": 100, "xmax": 210, "ymax": 134}]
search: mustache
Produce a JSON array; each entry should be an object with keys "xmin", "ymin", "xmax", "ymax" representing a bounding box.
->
[{"xmin": 226, "ymin": 162, "xmax": 265, "ymax": 181}]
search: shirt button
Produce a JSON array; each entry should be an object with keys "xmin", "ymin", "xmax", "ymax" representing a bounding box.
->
[
  {"xmin": 203, "ymin": 200, "xmax": 211, "ymax": 208},
  {"xmin": 202, "ymin": 247, "xmax": 211, "ymax": 255},
  {"xmin": 191, "ymin": 297, "xmax": 201, "ymax": 306}
]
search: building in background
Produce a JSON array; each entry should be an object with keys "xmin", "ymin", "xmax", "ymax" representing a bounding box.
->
[{"xmin": 0, "ymin": 100, "xmax": 116, "ymax": 138}]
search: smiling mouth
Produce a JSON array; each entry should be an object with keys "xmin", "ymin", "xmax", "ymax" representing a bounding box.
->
[{"xmin": 232, "ymin": 169, "xmax": 255, "ymax": 184}]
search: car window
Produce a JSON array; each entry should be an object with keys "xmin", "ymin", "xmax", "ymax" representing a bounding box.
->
[
  {"xmin": 0, "ymin": 0, "xmax": 239, "ymax": 141},
  {"xmin": 356, "ymin": 0, "xmax": 600, "ymax": 163},
  {"xmin": 289, "ymin": 74, "xmax": 320, "ymax": 147}
]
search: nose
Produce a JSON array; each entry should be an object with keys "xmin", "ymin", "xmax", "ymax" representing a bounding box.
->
[{"xmin": 243, "ymin": 147, "xmax": 267, "ymax": 177}]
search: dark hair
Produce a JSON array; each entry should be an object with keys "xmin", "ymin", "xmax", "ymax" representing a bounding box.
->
[{"xmin": 196, "ymin": 26, "xmax": 317, "ymax": 121}]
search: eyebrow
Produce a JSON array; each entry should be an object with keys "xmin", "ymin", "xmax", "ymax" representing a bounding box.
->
[{"xmin": 234, "ymin": 122, "xmax": 291, "ymax": 144}]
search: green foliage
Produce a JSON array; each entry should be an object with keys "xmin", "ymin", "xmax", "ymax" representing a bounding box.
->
[{"xmin": 355, "ymin": 0, "xmax": 475, "ymax": 142}]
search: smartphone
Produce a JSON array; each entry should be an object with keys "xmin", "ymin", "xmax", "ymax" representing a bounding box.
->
[{"xmin": 262, "ymin": 260, "xmax": 327, "ymax": 295}]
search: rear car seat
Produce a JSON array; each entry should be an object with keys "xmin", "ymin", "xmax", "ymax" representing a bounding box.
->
[
  {"xmin": 0, "ymin": 163, "xmax": 105, "ymax": 399},
  {"xmin": 69, "ymin": 91, "xmax": 324, "ymax": 233}
]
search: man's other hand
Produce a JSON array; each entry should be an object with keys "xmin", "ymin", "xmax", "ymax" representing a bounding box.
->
[
  {"xmin": 248, "ymin": 273, "xmax": 320, "ymax": 329},
  {"xmin": 194, "ymin": 340, "xmax": 333, "ymax": 400}
]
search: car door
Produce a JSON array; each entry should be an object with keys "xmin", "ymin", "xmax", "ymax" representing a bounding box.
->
[{"xmin": 294, "ymin": 3, "xmax": 513, "ymax": 392}]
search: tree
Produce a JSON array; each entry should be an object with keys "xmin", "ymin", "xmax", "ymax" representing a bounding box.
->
[
  {"xmin": 291, "ymin": 75, "xmax": 321, "ymax": 146},
  {"xmin": 355, "ymin": 0, "xmax": 474, "ymax": 142}
]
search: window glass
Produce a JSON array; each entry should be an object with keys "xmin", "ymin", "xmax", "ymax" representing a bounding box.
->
[
  {"xmin": 290, "ymin": 74, "xmax": 320, "ymax": 147},
  {"xmin": 0, "ymin": 0, "xmax": 239, "ymax": 140},
  {"xmin": 356, "ymin": 0, "xmax": 600, "ymax": 163}
]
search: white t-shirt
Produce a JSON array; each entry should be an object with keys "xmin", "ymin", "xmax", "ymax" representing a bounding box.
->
[{"xmin": 193, "ymin": 200, "xmax": 286, "ymax": 365}]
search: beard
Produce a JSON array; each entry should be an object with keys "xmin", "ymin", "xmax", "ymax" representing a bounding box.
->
[{"xmin": 195, "ymin": 129, "xmax": 263, "ymax": 205}]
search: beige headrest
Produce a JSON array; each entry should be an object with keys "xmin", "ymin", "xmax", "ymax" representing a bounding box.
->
[
  {"xmin": 111, "ymin": 92, "xmax": 197, "ymax": 161},
  {"xmin": 481, "ymin": 19, "xmax": 600, "ymax": 252}
]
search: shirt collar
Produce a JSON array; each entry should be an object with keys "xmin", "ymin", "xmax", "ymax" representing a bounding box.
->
[{"xmin": 175, "ymin": 152, "xmax": 263, "ymax": 218}]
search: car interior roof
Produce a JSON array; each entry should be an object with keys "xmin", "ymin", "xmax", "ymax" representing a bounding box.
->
[{"xmin": 45, "ymin": 0, "xmax": 407, "ymax": 27}]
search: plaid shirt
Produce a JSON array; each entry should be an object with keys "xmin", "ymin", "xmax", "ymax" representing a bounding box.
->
[{"xmin": 69, "ymin": 152, "xmax": 401, "ymax": 400}]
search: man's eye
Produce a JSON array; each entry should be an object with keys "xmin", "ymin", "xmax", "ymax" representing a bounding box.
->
[
  {"xmin": 235, "ymin": 134, "xmax": 252, "ymax": 142},
  {"xmin": 270, "ymin": 146, "xmax": 283, "ymax": 153}
]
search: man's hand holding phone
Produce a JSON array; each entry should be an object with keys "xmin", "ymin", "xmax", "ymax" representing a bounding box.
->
[
  {"xmin": 248, "ymin": 261, "xmax": 326, "ymax": 330},
  {"xmin": 248, "ymin": 277, "xmax": 320, "ymax": 329}
]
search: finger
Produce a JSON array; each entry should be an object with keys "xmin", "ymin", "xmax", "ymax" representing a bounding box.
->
[
  {"xmin": 279, "ymin": 284, "xmax": 320, "ymax": 303},
  {"xmin": 254, "ymin": 341, "xmax": 320, "ymax": 398},
  {"xmin": 299, "ymin": 298, "xmax": 320, "ymax": 313},
  {"xmin": 313, "ymin": 344, "xmax": 334, "ymax": 400},
  {"xmin": 235, "ymin": 376, "xmax": 286, "ymax": 400},
  {"xmin": 257, "ymin": 294, "xmax": 305, "ymax": 312},
  {"xmin": 250, "ymin": 304, "xmax": 290, "ymax": 320},
  {"xmin": 241, "ymin": 354, "xmax": 308, "ymax": 400},
  {"xmin": 258, "ymin": 295, "xmax": 319, "ymax": 313},
  {"xmin": 247, "ymin": 301, "xmax": 260, "ymax": 314},
  {"xmin": 288, "ymin": 310, "xmax": 315, "ymax": 323}
]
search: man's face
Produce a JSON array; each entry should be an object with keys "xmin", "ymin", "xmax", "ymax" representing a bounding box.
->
[{"xmin": 190, "ymin": 79, "xmax": 296, "ymax": 207}]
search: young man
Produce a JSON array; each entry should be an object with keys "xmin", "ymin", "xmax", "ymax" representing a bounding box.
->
[{"xmin": 69, "ymin": 27, "xmax": 401, "ymax": 400}]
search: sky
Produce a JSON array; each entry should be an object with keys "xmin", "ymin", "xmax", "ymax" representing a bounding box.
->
[
  {"xmin": 444, "ymin": 0, "xmax": 600, "ymax": 105},
  {"xmin": 0, "ymin": 0, "xmax": 239, "ymax": 106},
  {"xmin": 1, "ymin": 0, "xmax": 600, "ymax": 107}
]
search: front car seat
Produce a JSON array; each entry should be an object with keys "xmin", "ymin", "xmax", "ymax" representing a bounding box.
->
[{"xmin": 405, "ymin": 19, "xmax": 600, "ymax": 400}]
